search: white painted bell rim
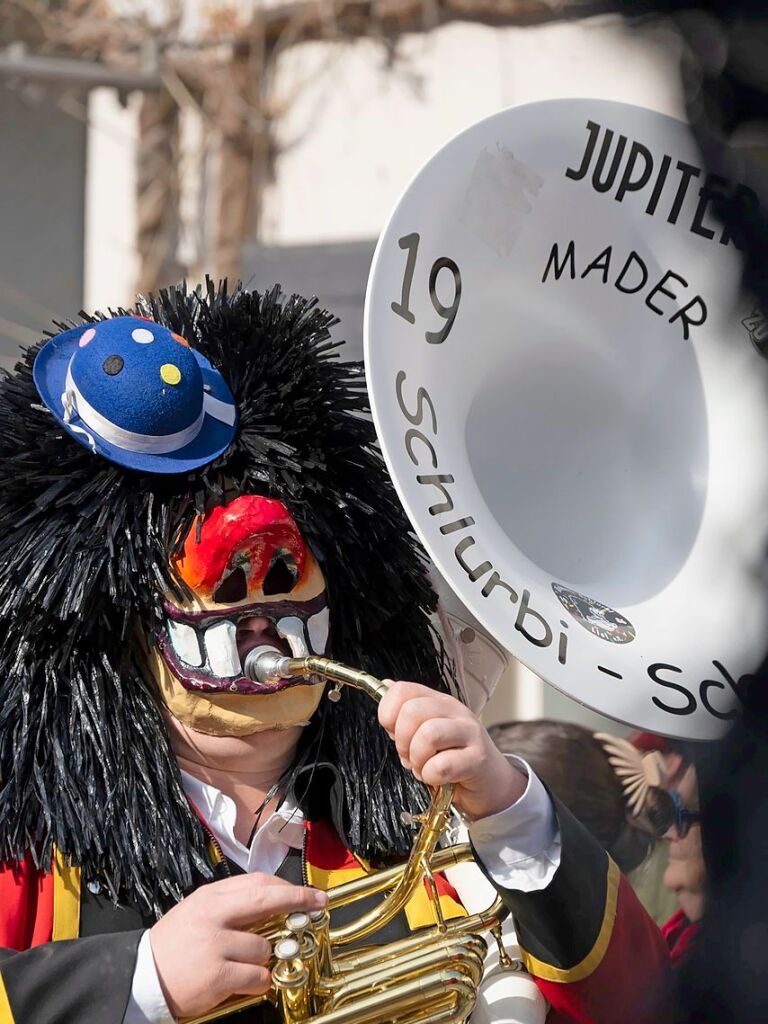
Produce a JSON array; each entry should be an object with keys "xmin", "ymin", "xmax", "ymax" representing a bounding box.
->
[{"xmin": 364, "ymin": 99, "xmax": 768, "ymax": 738}]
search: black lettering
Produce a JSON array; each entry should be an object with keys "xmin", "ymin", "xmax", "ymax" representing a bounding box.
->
[
  {"xmin": 514, "ymin": 589, "xmax": 553, "ymax": 648},
  {"xmin": 669, "ymin": 295, "xmax": 707, "ymax": 340},
  {"xmin": 542, "ymin": 241, "xmax": 576, "ymax": 283},
  {"xmin": 645, "ymin": 270, "xmax": 687, "ymax": 316},
  {"xmin": 416, "ymin": 473, "xmax": 455, "ymax": 516},
  {"xmin": 565, "ymin": 120, "xmax": 600, "ymax": 181},
  {"xmin": 481, "ymin": 571, "xmax": 518, "ymax": 604},
  {"xmin": 649, "ymin": 662, "xmax": 696, "ymax": 716},
  {"xmin": 454, "ymin": 535, "xmax": 493, "ymax": 583},
  {"xmin": 439, "ymin": 516, "xmax": 475, "ymax": 536},
  {"xmin": 709, "ymin": 660, "xmax": 749, "ymax": 703},
  {"xmin": 615, "ymin": 141, "xmax": 653, "ymax": 203},
  {"xmin": 592, "ymin": 130, "xmax": 627, "ymax": 193},
  {"xmin": 614, "ymin": 251, "xmax": 648, "ymax": 294},
  {"xmin": 581, "ymin": 245, "xmax": 612, "ymax": 284},
  {"xmin": 667, "ymin": 160, "xmax": 701, "ymax": 226},
  {"xmin": 395, "ymin": 370, "xmax": 437, "ymax": 434},
  {"xmin": 646, "ymin": 154, "xmax": 671, "ymax": 216},
  {"xmin": 426, "ymin": 257, "xmax": 462, "ymax": 345},
  {"xmin": 391, "ymin": 232, "xmax": 419, "ymax": 324},
  {"xmin": 558, "ymin": 625, "xmax": 568, "ymax": 666},
  {"xmin": 691, "ymin": 173, "xmax": 728, "ymax": 240},
  {"xmin": 699, "ymin": 676, "xmax": 738, "ymax": 721},
  {"xmin": 405, "ymin": 429, "xmax": 438, "ymax": 469},
  {"xmin": 720, "ymin": 184, "xmax": 760, "ymax": 249}
]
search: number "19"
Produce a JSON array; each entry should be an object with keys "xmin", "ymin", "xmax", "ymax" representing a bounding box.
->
[{"xmin": 390, "ymin": 233, "xmax": 462, "ymax": 345}]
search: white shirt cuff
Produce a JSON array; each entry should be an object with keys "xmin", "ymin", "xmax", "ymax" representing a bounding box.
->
[
  {"xmin": 468, "ymin": 755, "xmax": 562, "ymax": 893},
  {"xmin": 124, "ymin": 930, "xmax": 175, "ymax": 1024}
]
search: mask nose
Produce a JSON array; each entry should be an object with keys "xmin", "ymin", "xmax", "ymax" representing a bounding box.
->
[{"xmin": 174, "ymin": 495, "xmax": 308, "ymax": 601}]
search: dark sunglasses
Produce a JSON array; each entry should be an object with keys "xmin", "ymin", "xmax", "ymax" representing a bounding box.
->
[{"xmin": 646, "ymin": 786, "xmax": 702, "ymax": 839}]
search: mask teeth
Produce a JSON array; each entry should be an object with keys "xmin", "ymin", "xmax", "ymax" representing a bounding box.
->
[
  {"xmin": 204, "ymin": 620, "xmax": 241, "ymax": 678},
  {"xmin": 167, "ymin": 619, "xmax": 203, "ymax": 667},
  {"xmin": 276, "ymin": 616, "xmax": 309, "ymax": 658},
  {"xmin": 307, "ymin": 608, "xmax": 330, "ymax": 655}
]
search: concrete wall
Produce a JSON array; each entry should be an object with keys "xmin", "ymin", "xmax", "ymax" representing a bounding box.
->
[{"xmin": 0, "ymin": 85, "xmax": 87, "ymax": 369}]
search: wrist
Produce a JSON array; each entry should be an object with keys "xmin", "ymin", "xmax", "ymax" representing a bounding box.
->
[{"xmin": 460, "ymin": 759, "xmax": 528, "ymax": 820}]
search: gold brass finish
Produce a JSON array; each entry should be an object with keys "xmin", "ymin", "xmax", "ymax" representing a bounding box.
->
[{"xmin": 184, "ymin": 656, "xmax": 510, "ymax": 1024}]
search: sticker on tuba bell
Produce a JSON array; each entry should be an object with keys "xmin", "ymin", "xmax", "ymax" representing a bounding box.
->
[{"xmin": 364, "ymin": 99, "xmax": 768, "ymax": 740}]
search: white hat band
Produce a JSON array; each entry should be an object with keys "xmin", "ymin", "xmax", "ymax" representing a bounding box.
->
[{"xmin": 63, "ymin": 365, "xmax": 206, "ymax": 455}]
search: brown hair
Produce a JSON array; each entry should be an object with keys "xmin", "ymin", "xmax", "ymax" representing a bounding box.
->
[{"xmin": 488, "ymin": 719, "xmax": 655, "ymax": 873}]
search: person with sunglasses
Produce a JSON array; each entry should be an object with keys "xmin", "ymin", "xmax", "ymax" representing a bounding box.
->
[{"xmin": 490, "ymin": 722, "xmax": 709, "ymax": 973}]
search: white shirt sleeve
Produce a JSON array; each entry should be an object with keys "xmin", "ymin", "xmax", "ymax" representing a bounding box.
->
[
  {"xmin": 468, "ymin": 755, "xmax": 562, "ymax": 893},
  {"xmin": 124, "ymin": 930, "xmax": 175, "ymax": 1024}
]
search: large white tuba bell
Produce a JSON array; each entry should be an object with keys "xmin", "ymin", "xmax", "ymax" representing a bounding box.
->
[{"xmin": 365, "ymin": 98, "xmax": 768, "ymax": 741}]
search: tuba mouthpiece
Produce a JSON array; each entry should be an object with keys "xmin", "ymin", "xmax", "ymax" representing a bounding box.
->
[{"xmin": 244, "ymin": 647, "xmax": 292, "ymax": 684}]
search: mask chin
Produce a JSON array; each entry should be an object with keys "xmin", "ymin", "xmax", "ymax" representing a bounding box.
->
[{"xmin": 150, "ymin": 648, "xmax": 325, "ymax": 737}]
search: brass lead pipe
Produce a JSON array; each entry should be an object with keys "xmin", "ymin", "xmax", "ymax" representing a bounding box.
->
[{"xmin": 255, "ymin": 655, "xmax": 456, "ymax": 947}]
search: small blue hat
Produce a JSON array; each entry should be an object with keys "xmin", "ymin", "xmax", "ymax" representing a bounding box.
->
[{"xmin": 33, "ymin": 316, "xmax": 238, "ymax": 474}]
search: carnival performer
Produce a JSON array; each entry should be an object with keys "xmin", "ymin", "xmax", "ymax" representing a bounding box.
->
[{"xmin": 0, "ymin": 283, "xmax": 671, "ymax": 1024}]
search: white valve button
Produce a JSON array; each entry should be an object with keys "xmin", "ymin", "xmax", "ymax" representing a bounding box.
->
[
  {"xmin": 275, "ymin": 937, "xmax": 301, "ymax": 960},
  {"xmin": 286, "ymin": 912, "xmax": 310, "ymax": 932}
]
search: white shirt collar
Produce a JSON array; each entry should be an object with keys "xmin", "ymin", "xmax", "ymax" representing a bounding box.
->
[{"xmin": 180, "ymin": 769, "xmax": 305, "ymax": 874}]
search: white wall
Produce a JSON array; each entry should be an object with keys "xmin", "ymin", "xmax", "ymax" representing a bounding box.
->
[
  {"xmin": 263, "ymin": 16, "xmax": 684, "ymax": 245},
  {"xmin": 86, "ymin": 14, "xmax": 685, "ymax": 297},
  {"xmin": 85, "ymin": 88, "xmax": 140, "ymax": 312}
]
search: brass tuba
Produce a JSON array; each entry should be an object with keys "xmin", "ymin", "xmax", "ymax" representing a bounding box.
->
[{"xmin": 185, "ymin": 652, "xmax": 517, "ymax": 1024}]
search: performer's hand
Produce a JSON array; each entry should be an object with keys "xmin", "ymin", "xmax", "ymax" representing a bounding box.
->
[
  {"xmin": 378, "ymin": 681, "xmax": 527, "ymax": 820},
  {"xmin": 149, "ymin": 872, "xmax": 327, "ymax": 1019}
]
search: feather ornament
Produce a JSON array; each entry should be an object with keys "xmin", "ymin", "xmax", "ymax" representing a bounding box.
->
[{"xmin": 595, "ymin": 732, "xmax": 669, "ymax": 817}]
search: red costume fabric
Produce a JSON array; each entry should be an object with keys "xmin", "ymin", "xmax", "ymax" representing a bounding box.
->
[{"xmin": 661, "ymin": 908, "xmax": 700, "ymax": 967}]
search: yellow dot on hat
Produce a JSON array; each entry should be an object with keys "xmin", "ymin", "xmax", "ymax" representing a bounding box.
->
[{"xmin": 160, "ymin": 363, "xmax": 181, "ymax": 386}]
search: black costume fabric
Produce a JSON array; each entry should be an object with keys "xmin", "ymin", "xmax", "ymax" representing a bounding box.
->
[
  {"xmin": 606, "ymin": 5, "xmax": 768, "ymax": 1020},
  {"xmin": 0, "ymin": 280, "xmax": 450, "ymax": 916}
]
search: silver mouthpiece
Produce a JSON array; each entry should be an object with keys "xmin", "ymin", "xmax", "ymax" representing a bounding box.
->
[{"xmin": 243, "ymin": 646, "xmax": 292, "ymax": 684}]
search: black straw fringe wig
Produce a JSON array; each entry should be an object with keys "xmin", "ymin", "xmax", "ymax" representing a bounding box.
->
[{"xmin": 0, "ymin": 280, "xmax": 450, "ymax": 915}]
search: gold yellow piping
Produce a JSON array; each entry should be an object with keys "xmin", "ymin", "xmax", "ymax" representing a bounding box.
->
[{"xmin": 521, "ymin": 858, "xmax": 620, "ymax": 983}]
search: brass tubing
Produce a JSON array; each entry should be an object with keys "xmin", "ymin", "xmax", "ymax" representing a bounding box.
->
[
  {"xmin": 330, "ymin": 782, "xmax": 453, "ymax": 946},
  {"xmin": 322, "ymin": 940, "xmax": 485, "ymax": 1009},
  {"xmin": 281, "ymin": 656, "xmax": 390, "ymax": 703},
  {"xmin": 325, "ymin": 843, "xmax": 475, "ymax": 911},
  {"xmin": 329, "ymin": 930, "xmax": 487, "ymax": 978},
  {"xmin": 182, "ymin": 994, "xmax": 271, "ymax": 1024},
  {"xmin": 309, "ymin": 909, "xmax": 331, "ymax": 981},
  {"xmin": 316, "ymin": 935, "xmax": 485, "ymax": 1001},
  {"xmin": 330, "ymin": 896, "xmax": 504, "ymax": 975},
  {"xmin": 273, "ymin": 959, "xmax": 312, "ymax": 1024},
  {"xmin": 273, "ymin": 656, "xmax": 456, "ymax": 948},
  {"xmin": 304, "ymin": 968, "xmax": 479, "ymax": 1024}
]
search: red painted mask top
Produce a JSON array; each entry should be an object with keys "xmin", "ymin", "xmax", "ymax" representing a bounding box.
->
[{"xmin": 175, "ymin": 495, "xmax": 309, "ymax": 602}]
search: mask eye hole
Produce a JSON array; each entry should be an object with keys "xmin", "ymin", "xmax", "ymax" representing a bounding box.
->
[
  {"xmin": 262, "ymin": 553, "xmax": 299, "ymax": 596},
  {"xmin": 213, "ymin": 565, "xmax": 248, "ymax": 604}
]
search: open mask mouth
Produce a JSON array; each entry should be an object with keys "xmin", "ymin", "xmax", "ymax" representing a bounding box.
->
[{"xmin": 157, "ymin": 593, "xmax": 329, "ymax": 695}]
